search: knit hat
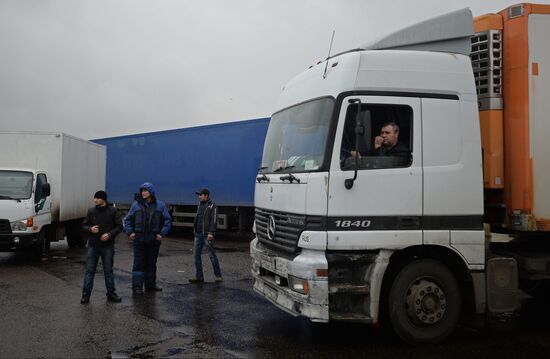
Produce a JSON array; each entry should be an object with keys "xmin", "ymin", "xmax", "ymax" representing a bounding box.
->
[{"xmin": 94, "ymin": 190, "xmax": 107, "ymax": 201}]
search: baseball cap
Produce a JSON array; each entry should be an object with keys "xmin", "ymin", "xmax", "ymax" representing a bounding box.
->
[{"xmin": 195, "ymin": 188, "xmax": 210, "ymax": 196}]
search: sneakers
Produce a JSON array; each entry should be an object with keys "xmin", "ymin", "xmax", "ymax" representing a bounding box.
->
[
  {"xmin": 215, "ymin": 277, "xmax": 223, "ymax": 283},
  {"xmin": 80, "ymin": 295, "xmax": 90, "ymax": 304},
  {"xmin": 146, "ymin": 286, "xmax": 163, "ymax": 292},
  {"xmin": 188, "ymin": 277, "xmax": 204, "ymax": 283},
  {"xmin": 132, "ymin": 288, "xmax": 144, "ymax": 296},
  {"xmin": 107, "ymin": 292, "xmax": 122, "ymax": 303}
]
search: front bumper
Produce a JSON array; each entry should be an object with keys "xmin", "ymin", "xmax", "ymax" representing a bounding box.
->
[
  {"xmin": 0, "ymin": 232, "xmax": 39, "ymax": 251},
  {"xmin": 250, "ymin": 237, "xmax": 329, "ymax": 322}
]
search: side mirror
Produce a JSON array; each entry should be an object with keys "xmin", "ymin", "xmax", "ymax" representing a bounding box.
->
[
  {"xmin": 345, "ymin": 99, "xmax": 370, "ymax": 190},
  {"xmin": 41, "ymin": 183, "xmax": 51, "ymax": 198}
]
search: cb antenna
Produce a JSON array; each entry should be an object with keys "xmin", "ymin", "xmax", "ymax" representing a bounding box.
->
[{"xmin": 323, "ymin": 30, "xmax": 335, "ymax": 79}]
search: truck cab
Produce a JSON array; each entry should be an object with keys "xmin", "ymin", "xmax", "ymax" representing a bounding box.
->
[
  {"xmin": 250, "ymin": 8, "xmax": 522, "ymax": 344},
  {"xmin": 0, "ymin": 169, "xmax": 51, "ymax": 256}
]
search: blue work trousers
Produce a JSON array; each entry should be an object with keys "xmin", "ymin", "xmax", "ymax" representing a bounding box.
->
[
  {"xmin": 82, "ymin": 244, "xmax": 115, "ymax": 296},
  {"xmin": 132, "ymin": 240, "xmax": 161, "ymax": 291},
  {"xmin": 194, "ymin": 233, "xmax": 222, "ymax": 279}
]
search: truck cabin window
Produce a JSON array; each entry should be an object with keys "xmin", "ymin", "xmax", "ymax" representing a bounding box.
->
[
  {"xmin": 0, "ymin": 171, "xmax": 33, "ymax": 200},
  {"xmin": 34, "ymin": 174, "xmax": 47, "ymax": 203},
  {"xmin": 341, "ymin": 104, "xmax": 412, "ymax": 170},
  {"xmin": 261, "ymin": 98, "xmax": 334, "ymax": 173}
]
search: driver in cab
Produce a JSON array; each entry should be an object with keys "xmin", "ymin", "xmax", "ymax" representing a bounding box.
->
[{"xmin": 351, "ymin": 122, "xmax": 409, "ymax": 159}]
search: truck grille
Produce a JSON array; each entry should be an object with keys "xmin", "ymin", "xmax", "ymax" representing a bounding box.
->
[
  {"xmin": 0, "ymin": 219, "xmax": 12, "ymax": 234},
  {"xmin": 255, "ymin": 208, "xmax": 305, "ymax": 256}
]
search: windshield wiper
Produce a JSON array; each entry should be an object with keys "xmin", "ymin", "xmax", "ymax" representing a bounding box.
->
[
  {"xmin": 256, "ymin": 173, "xmax": 269, "ymax": 183},
  {"xmin": 274, "ymin": 165, "xmax": 295, "ymax": 173},
  {"xmin": 280, "ymin": 173, "xmax": 301, "ymax": 183},
  {"xmin": 0, "ymin": 195, "xmax": 21, "ymax": 202},
  {"xmin": 258, "ymin": 166, "xmax": 268, "ymax": 173}
]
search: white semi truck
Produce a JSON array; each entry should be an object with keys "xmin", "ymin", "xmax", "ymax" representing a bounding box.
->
[
  {"xmin": 0, "ymin": 132, "xmax": 106, "ymax": 258},
  {"xmin": 251, "ymin": 4, "xmax": 550, "ymax": 343}
]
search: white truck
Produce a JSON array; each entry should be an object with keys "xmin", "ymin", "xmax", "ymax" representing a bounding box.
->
[
  {"xmin": 0, "ymin": 132, "xmax": 106, "ymax": 258},
  {"xmin": 251, "ymin": 4, "xmax": 550, "ymax": 344}
]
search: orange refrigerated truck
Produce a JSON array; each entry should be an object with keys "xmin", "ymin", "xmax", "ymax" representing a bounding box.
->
[{"xmin": 473, "ymin": 3, "xmax": 550, "ymax": 296}]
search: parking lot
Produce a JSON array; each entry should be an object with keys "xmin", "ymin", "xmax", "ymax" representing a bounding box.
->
[{"xmin": 1, "ymin": 233, "xmax": 550, "ymax": 358}]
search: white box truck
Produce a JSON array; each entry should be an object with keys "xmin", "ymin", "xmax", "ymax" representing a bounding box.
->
[
  {"xmin": 251, "ymin": 4, "xmax": 550, "ymax": 344},
  {"xmin": 0, "ymin": 132, "xmax": 106, "ymax": 258}
]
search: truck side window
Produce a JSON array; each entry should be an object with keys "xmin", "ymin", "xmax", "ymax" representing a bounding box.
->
[
  {"xmin": 340, "ymin": 104, "xmax": 412, "ymax": 170},
  {"xmin": 34, "ymin": 174, "xmax": 47, "ymax": 203}
]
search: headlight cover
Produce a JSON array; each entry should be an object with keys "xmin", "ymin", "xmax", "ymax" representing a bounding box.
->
[
  {"xmin": 288, "ymin": 275, "xmax": 309, "ymax": 295},
  {"xmin": 10, "ymin": 220, "xmax": 28, "ymax": 232}
]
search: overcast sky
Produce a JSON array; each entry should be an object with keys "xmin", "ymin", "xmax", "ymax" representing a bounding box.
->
[{"xmin": 1, "ymin": 0, "xmax": 549, "ymax": 140}]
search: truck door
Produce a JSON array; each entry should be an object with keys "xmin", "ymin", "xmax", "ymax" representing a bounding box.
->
[
  {"xmin": 33, "ymin": 173, "xmax": 51, "ymax": 230},
  {"xmin": 327, "ymin": 95, "xmax": 422, "ymax": 249}
]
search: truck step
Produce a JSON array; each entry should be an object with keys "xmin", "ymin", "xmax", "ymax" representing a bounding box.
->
[
  {"xmin": 329, "ymin": 283, "xmax": 370, "ymax": 295},
  {"xmin": 330, "ymin": 312, "xmax": 374, "ymax": 323}
]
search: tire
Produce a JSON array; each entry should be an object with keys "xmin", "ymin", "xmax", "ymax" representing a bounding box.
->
[
  {"xmin": 66, "ymin": 221, "xmax": 86, "ymax": 248},
  {"xmin": 29, "ymin": 230, "xmax": 49, "ymax": 261},
  {"xmin": 388, "ymin": 259, "xmax": 461, "ymax": 344},
  {"xmin": 520, "ymin": 279, "xmax": 550, "ymax": 300}
]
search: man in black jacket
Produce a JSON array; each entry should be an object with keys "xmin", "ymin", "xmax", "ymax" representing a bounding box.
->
[
  {"xmin": 372, "ymin": 122, "xmax": 410, "ymax": 158},
  {"xmin": 189, "ymin": 188, "xmax": 222, "ymax": 283},
  {"xmin": 81, "ymin": 190, "xmax": 123, "ymax": 304}
]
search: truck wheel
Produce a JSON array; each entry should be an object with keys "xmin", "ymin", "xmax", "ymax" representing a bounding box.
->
[
  {"xmin": 388, "ymin": 259, "xmax": 461, "ymax": 344},
  {"xmin": 30, "ymin": 230, "xmax": 50, "ymax": 261},
  {"xmin": 66, "ymin": 221, "xmax": 85, "ymax": 248},
  {"xmin": 521, "ymin": 279, "xmax": 550, "ymax": 300}
]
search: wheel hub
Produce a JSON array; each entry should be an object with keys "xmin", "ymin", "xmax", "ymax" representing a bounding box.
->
[{"xmin": 405, "ymin": 278, "xmax": 446, "ymax": 325}]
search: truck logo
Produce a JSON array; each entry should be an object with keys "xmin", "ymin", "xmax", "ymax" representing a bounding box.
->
[{"xmin": 267, "ymin": 215, "xmax": 276, "ymax": 240}]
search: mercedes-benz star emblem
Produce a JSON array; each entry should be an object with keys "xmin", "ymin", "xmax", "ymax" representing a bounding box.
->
[{"xmin": 267, "ymin": 215, "xmax": 276, "ymax": 240}]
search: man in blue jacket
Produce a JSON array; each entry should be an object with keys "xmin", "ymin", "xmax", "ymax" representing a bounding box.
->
[{"xmin": 124, "ymin": 182, "xmax": 171, "ymax": 295}]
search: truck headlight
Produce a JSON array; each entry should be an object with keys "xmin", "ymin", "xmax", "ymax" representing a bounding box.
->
[
  {"xmin": 10, "ymin": 217, "xmax": 32, "ymax": 232},
  {"xmin": 288, "ymin": 275, "xmax": 309, "ymax": 295},
  {"xmin": 10, "ymin": 220, "xmax": 28, "ymax": 232}
]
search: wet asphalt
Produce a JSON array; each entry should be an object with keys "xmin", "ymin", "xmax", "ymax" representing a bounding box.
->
[{"xmin": 1, "ymin": 232, "xmax": 550, "ymax": 358}]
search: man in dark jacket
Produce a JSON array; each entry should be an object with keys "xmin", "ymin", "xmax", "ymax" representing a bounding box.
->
[
  {"xmin": 372, "ymin": 122, "xmax": 410, "ymax": 158},
  {"xmin": 81, "ymin": 190, "xmax": 123, "ymax": 304},
  {"xmin": 124, "ymin": 182, "xmax": 171, "ymax": 295},
  {"xmin": 189, "ymin": 188, "xmax": 222, "ymax": 283}
]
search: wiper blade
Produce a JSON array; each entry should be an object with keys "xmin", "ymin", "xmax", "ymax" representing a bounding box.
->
[
  {"xmin": 258, "ymin": 166, "xmax": 268, "ymax": 173},
  {"xmin": 0, "ymin": 195, "xmax": 19, "ymax": 201},
  {"xmin": 274, "ymin": 165, "xmax": 295, "ymax": 173}
]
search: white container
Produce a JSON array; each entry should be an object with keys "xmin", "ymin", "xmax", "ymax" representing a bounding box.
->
[{"xmin": 0, "ymin": 132, "xmax": 106, "ymax": 222}]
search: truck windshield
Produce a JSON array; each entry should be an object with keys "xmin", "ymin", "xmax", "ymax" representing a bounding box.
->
[
  {"xmin": 0, "ymin": 171, "xmax": 33, "ymax": 200},
  {"xmin": 262, "ymin": 97, "xmax": 334, "ymax": 173}
]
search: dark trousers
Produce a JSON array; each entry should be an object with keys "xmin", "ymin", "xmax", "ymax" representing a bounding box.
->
[
  {"xmin": 132, "ymin": 240, "xmax": 161, "ymax": 291},
  {"xmin": 194, "ymin": 233, "xmax": 222, "ymax": 279},
  {"xmin": 82, "ymin": 244, "xmax": 115, "ymax": 296}
]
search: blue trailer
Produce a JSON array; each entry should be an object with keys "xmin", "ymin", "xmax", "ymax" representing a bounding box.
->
[{"xmin": 93, "ymin": 118, "xmax": 270, "ymax": 232}]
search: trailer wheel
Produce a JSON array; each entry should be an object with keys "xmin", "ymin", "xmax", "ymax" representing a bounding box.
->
[{"xmin": 388, "ymin": 259, "xmax": 461, "ymax": 344}]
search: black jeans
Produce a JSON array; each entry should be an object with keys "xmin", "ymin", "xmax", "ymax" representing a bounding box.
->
[{"xmin": 132, "ymin": 240, "xmax": 161, "ymax": 291}]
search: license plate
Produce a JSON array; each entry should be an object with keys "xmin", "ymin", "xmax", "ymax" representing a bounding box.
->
[
  {"xmin": 259, "ymin": 253, "xmax": 275, "ymax": 272},
  {"xmin": 264, "ymin": 284, "xmax": 278, "ymax": 301},
  {"xmin": 275, "ymin": 258, "xmax": 289, "ymax": 276}
]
